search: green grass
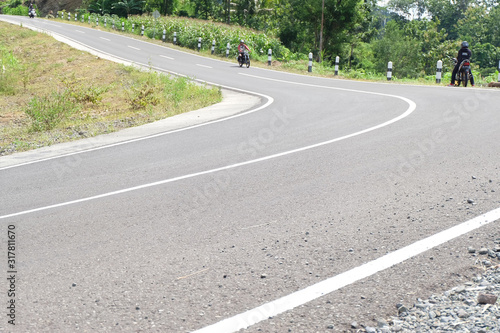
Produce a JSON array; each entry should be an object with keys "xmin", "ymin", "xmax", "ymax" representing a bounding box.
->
[{"xmin": 0, "ymin": 21, "xmax": 222, "ymax": 156}]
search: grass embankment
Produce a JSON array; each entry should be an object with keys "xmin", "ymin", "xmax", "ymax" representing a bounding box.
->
[{"xmin": 0, "ymin": 21, "xmax": 221, "ymax": 156}]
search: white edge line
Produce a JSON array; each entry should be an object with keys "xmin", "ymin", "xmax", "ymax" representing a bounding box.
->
[
  {"xmin": 193, "ymin": 207, "xmax": 500, "ymax": 333},
  {"xmin": 0, "ymin": 91, "xmax": 272, "ymax": 172}
]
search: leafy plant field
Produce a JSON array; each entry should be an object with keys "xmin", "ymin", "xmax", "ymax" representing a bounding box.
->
[
  {"xmin": 57, "ymin": 11, "xmax": 290, "ymax": 59},
  {"xmin": 0, "ymin": 21, "xmax": 221, "ymax": 155}
]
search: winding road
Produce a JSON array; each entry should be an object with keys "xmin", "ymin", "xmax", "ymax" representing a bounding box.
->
[{"xmin": 1, "ymin": 15, "xmax": 500, "ymax": 332}]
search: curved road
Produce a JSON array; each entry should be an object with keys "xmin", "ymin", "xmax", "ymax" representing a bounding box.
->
[{"xmin": 1, "ymin": 15, "xmax": 500, "ymax": 332}]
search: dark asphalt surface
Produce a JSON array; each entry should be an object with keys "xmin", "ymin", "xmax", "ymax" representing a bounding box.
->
[{"xmin": 1, "ymin": 15, "xmax": 499, "ymax": 333}]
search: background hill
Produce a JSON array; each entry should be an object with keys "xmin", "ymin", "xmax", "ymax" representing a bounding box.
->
[{"xmin": 0, "ymin": 0, "xmax": 83, "ymax": 16}]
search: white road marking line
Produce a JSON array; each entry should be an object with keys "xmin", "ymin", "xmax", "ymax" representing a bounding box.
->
[
  {"xmin": 0, "ymin": 91, "xmax": 414, "ymax": 219},
  {"xmin": 128, "ymin": 45, "xmax": 140, "ymax": 50},
  {"xmin": 75, "ymin": 30, "xmax": 85, "ymax": 33},
  {"xmin": 197, "ymin": 64, "xmax": 213, "ymax": 69},
  {"xmin": 0, "ymin": 89, "xmax": 273, "ymax": 171},
  {"xmin": 159, "ymin": 55, "xmax": 174, "ymax": 60},
  {"xmin": 99, "ymin": 37, "xmax": 110, "ymax": 41},
  {"xmin": 193, "ymin": 207, "xmax": 500, "ymax": 333}
]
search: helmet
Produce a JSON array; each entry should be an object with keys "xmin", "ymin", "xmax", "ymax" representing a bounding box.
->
[
  {"xmin": 240, "ymin": 40, "xmax": 244, "ymax": 43},
  {"xmin": 461, "ymin": 41, "xmax": 469, "ymax": 48}
]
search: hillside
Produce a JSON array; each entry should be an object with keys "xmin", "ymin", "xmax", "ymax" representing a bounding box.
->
[{"xmin": 24, "ymin": 0, "xmax": 83, "ymax": 16}]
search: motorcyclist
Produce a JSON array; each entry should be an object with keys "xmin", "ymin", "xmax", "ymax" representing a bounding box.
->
[
  {"xmin": 238, "ymin": 40, "xmax": 251, "ymax": 63},
  {"xmin": 28, "ymin": 3, "xmax": 35, "ymax": 17},
  {"xmin": 449, "ymin": 41, "xmax": 474, "ymax": 86}
]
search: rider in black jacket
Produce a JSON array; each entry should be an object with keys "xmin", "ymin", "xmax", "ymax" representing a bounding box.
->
[{"xmin": 450, "ymin": 41, "xmax": 474, "ymax": 86}]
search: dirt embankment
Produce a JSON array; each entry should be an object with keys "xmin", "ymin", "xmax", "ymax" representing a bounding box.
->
[{"xmin": 31, "ymin": 0, "xmax": 83, "ymax": 16}]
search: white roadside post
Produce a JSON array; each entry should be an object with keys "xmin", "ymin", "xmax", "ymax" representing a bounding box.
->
[
  {"xmin": 132, "ymin": 24, "xmax": 135, "ymax": 33},
  {"xmin": 104, "ymin": 18, "xmax": 107, "ymax": 27},
  {"xmin": 112, "ymin": 20, "xmax": 115, "ymax": 29},
  {"xmin": 308, "ymin": 52, "xmax": 313, "ymax": 73},
  {"xmin": 226, "ymin": 43, "xmax": 230, "ymax": 58},
  {"xmin": 268, "ymin": 49, "xmax": 272, "ymax": 66},
  {"xmin": 211, "ymin": 40, "xmax": 215, "ymax": 54},
  {"xmin": 387, "ymin": 61, "xmax": 393, "ymax": 81},
  {"xmin": 141, "ymin": 25, "xmax": 144, "ymax": 37},
  {"xmin": 173, "ymin": 32, "xmax": 177, "ymax": 45},
  {"xmin": 198, "ymin": 37, "xmax": 202, "ymax": 52},
  {"xmin": 96, "ymin": 17, "xmax": 98, "ymax": 26},
  {"xmin": 334, "ymin": 56, "xmax": 339, "ymax": 75},
  {"xmin": 81, "ymin": 15, "xmax": 84, "ymax": 23},
  {"xmin": 68, "ymin": 12, "xmax": 70, "ymax": 20},
  {"xmin": 122, "ymin": 22, "xmax": 125, "ymax": 32},
  {"xmin": 162, "ymin": 29, "xmax": 166, "ymax": 42},
  {"xmin": 498, "ymin": 60, "xmax": 500, "ymax": 82},
  {"xmin": 436, "ymin": 60, "xmax": 442, "ymax": 84},
  {"xmin": 75, "ymin": 13, "xmax": 77, "ymax": 21}
]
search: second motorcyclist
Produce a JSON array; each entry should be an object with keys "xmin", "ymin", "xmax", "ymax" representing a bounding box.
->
[{"xmin": 449, "ymin": 41, "xmax": 474, "ymax": 87}]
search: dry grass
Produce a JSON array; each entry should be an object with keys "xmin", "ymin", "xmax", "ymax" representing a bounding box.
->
[{"xmin": 0, "ymin": 21, "xmax": 221, "ymax": 155}]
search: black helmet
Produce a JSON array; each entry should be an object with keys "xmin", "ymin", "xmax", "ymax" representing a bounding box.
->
[
  {"xmin": 461, "ymin": 41, "xmax": 469, "ymax": 48},
  {"xmin": 240, "ymin": 40, "xmax": 244, "ymax": 43}
]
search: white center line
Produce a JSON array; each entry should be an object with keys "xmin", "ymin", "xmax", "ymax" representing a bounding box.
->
[
  {"xmin": 196, "ymin": 64, "xmax": 213, "ymax": 69},
  {"xmin": 99, "ymin": 37, "xmax": 110, "ymax": 41},
  {"xmin": 75, "ymin": 30, "xmax": 85, "ymax": 34},
  {"xmin": 128, "ymin": 45, "xmax": 140, "ymax": 50},
  {"xmin": 0, "ymin": 90, "xmax": 414, "ymax": 219},
  {"xmin": 159, "ymin": 55, "xmax": 174, "ymax": 60},
  {"xmin": 193, "ymin": 207, "xmax": 500, "ymax": 333}
]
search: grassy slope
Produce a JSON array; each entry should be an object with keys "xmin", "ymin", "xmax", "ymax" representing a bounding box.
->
[{"xmin": 0, "ymin": 21, "xmax": 221, "ymax": 155}]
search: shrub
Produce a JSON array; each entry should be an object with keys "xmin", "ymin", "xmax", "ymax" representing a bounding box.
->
[
  {"xmin": 3, "ymin": 5, "xmax": 29, "ymax": 16},
  {"xmin": 25, "ymin": 91, "xmax": 80, "ymax": 131}
]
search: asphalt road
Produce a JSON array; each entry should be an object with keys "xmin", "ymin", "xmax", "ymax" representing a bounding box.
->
[{"xmin": 1, "ymin": 15, "xmax": 499, "ymax": 333}]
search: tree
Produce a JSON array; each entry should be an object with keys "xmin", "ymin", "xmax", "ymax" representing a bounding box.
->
[
  {"xmin": 144, "ymin": 0, "xmax": 177, "ymax": 15},
  {"xmin": 112, "ymin": 0, "xmax": 145, "ymax": 17},
  {"xmin": 373, "ymin": 20, "xmax": 423, "ymax": 77},
  {"xmin": 88, "ymin": 0, "xmax": 113, "ymax": 15},
  {"xmin": 189, "ymin": 0, "xmax": 215, "ymax": 19}
]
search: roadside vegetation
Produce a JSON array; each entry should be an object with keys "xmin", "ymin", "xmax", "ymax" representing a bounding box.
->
[
  {"xmin": 2, "ymin": 0, "xmax": 499, "ymax": 84},
  {"xmin": 0, "ymin": 21, "xmax": 221, "ymax": 155}
]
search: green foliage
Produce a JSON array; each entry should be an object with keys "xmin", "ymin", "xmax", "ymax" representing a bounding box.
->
[
  {"xmin": 119, "ymin": 14, "xmax": 290, "ymax": 58},
  {"xmin": 62, "ymin": 77, "xmax": 110, "ymax": 104},
  {"xmin": 112, "ymin": 0, "xmax": 145, "ymax": 17},
  {"xmin": 0, "ymin": 47, "xmax": 20, "ymax": 95},
  {"xmin": 126, "ymin": 69, "xmax": 220, "ymax": 110},
  {"xmin": 3, "ymin": 5, "xmax": 29, "ymax": 16},
  {"xmin": 373, "ymin": 20, "xmax": 422, "ymax": 78},
  {"xmin": 25, "ymin": 91, "xmax": 80, "ymax": 132},
  {"xmin": 128, "ymin": 73, "xmax": 162, "ymax": 109}
]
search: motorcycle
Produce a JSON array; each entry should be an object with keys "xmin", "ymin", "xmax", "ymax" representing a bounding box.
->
[
  {"xmin": 453, "ymin": 58, "xmax": 472, "ymax": 87},
  {"xmin": 238, "ymin": 51, "xmax": 250, "ymax": 68},
  {"xmin": 29, "ymin": 8, "xmax": 36, "ymax": 18}
]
